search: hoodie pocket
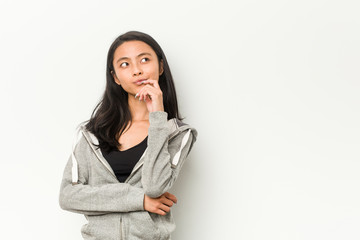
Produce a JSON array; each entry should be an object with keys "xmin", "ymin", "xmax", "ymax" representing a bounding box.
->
[
  {"xmin": 125, "ymin": 211, "xmax": 161, "ymax": 239},
  {"xmin": 82, "ymin": 214, "xmax": 121, "ymax": 239}
]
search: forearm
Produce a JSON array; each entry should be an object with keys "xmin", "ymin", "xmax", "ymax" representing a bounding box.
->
[
  {"xmin": 59, "ymin": 153, "xmax": 145, "ymax": 216},
  {"xmin": 141, "ymin": 111, "xmax": 197, "ymax": 198}
]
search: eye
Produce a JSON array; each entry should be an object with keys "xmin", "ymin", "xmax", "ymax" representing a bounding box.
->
[
  {"xmin": 141, "ymin": 57, "xmax": 150, "ymax": 63},
  {"xmin": 120, "ymin": 62, "xmax": 128, "ymax": 67}
]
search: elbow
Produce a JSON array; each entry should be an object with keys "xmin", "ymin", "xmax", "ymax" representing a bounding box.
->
[
  {"xmin": 59, "ymin": 189, "xmax": 72, "ymax": 211},
  {"xmin": 59, "ymin": 192, "xmax": 67, "ymax": 210},
  {"xmin": 142, "ymin": 168, "xmax": 173, "ymax": 198},
  {"xmin": 143, "ymin": 188, "xmax": 164, "ymax": 198},
  {"xmin": 142, "ymin": 180, "xmax": 169, "ymax": 198},
  {"xmin": 143, "ymin": 179, "xmax": 173, "ymax": 198}
]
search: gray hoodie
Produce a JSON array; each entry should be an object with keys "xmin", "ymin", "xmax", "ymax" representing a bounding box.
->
[{"xmin": 59, "ymin": 111, "xmax": 198, "ymax": 240}]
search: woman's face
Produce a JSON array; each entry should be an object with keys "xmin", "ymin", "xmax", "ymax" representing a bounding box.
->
[{"xmin": 111, "ymin": 40, "xmax": 164, "ymax": 96}]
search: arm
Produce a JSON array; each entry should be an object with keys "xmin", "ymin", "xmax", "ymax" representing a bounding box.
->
[
  {"xmin": 141, "ymin": 111, "xmax": 198, "ymax": 198},
  {"xmin": 58, "ymin": 133, "xmax": 145, "ymax": 216}
]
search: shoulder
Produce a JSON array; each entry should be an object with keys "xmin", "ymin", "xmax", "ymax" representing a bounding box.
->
[
  {"xmin": 175, "ymin": 118, "xmax": 188, "ymax": 127},
  {"xmin": 167, "ymin": 118, "xmax": 188, "ymax": 132},
  {"xmin": 167, "ymin": 117, "xmax": 198, "ymax": 141}
]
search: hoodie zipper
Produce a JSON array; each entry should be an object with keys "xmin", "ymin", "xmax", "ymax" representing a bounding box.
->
[
  {"xmin": 124, "ymin": 148, "xmax": 147, "ymax": 183},
  {"xmin": 120, "ymin": 216, "xmax": 123, "ymax": 240},
  {"xmin": 89, "ymin": 144, "xmax": 127, "ymax": 240},
  {"xmin": 90, "ymin": 144, "xmax": 120, "ymax": 182}
]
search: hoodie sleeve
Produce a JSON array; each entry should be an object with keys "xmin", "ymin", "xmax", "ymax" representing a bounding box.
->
[
  {"xmin": 58, "ymin": 131, "xmax": 145, "ymax": 216},
  {"xmin": 141, "ymin": 111, "xmax": 198, "ymax": 198}
]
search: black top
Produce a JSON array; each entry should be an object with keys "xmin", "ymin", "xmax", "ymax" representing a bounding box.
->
[{"xmin": 100, "ymin": 136, "xmax": 148, "ymax": 183}]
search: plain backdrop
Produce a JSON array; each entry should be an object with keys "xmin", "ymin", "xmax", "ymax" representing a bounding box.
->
[{"xmin": 0, "ymin": 0, "xmax": 359, "ymax": 239}]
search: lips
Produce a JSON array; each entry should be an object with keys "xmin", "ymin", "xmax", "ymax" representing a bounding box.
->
[{"xmin": 134, "ymin": 79, "xmax": 147, "ymax": 85}]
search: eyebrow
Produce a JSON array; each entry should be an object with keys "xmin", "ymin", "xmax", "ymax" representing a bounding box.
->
[{"xmin": 116, "ymin": 52, "xmax": 152, "ymax": 63}]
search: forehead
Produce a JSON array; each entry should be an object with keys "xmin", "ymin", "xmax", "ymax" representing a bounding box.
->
[{"xmin": 113, "ymin": 40, "xmax": 156, "ymax": 60}]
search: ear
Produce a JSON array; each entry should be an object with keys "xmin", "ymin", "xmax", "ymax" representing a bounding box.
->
[
  {"xmin": 111, "ymin": 71, "xmax": 121, "ymax": 85},
  {"xmin": 159, "ymin": 59, "xmax": 164, "ymax": 76}
]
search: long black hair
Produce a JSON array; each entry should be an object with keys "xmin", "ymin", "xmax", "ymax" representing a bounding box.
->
[{"xmin": 82, "ymin": 30, "xmax": 183, "ymax": 153}]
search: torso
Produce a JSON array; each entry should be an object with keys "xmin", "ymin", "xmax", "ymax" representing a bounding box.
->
[{"xmin": 117, "ymin": 120, "xmax": 149, "ymax": 151}]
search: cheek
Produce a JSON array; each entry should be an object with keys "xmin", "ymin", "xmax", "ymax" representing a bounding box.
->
[
  {"xmin": 116, "ymin": 71, "xmax": 129, "ymax": 81},
  {"xmin": 147, "ymin": 63, "xmax": 160, "ymax": 75}
]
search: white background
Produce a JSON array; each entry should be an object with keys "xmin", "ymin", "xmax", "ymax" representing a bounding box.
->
[{"xmin": 1, "ymin": 0, "xmax": 359, "ymax": 239}]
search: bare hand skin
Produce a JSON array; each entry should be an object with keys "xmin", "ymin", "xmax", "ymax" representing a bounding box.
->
[
  {"xmin": 135, "ymin": 79, "xmax": 165, "ymax": 112},
  {"xmin": 143, "ymin": 192, "xmax": 178, "ymax": 215}
]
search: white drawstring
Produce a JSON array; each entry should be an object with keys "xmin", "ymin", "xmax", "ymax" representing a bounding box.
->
[
  {"xmin": 171, "ymin": 129, "xmax": 192, "ymax": 167},
  {"xmin": 71, "ymin": 125, "xmax": 83, "ymax": 185}
]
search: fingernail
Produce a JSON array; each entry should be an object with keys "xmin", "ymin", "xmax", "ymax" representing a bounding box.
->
[{"xmin": 135, "ymin": 93, "xmax": 138, "ymax": 98}]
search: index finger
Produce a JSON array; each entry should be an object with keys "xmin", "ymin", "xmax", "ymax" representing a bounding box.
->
[
  {"xmin": 141, "ymin": 79, "xmax": 160, "ymax": 89},
  {"xmin": 164, "ymin": 192, "xmax": 178, "ymax": 203}
]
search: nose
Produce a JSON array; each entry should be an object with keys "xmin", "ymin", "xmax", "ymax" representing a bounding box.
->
[{"xmin": 132, "ymin": 62, "xmax": 142, "ymax": 76}]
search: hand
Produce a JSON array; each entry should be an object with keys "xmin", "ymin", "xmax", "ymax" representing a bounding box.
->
[
  {"xmin": 135, "ymin": 79, "xmax": 164, "ymax": 112},
  {"xmin": 143, "ymin": 192, "xmax": 178, "ymax": 216}
]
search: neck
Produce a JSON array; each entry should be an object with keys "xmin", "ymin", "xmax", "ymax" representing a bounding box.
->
[{"xmin": 128, "ymin": 94, "xmax": 149, "ymax": 121}]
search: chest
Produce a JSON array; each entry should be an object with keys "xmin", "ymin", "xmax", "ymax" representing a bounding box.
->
[{"xmin": 117, "ymin": 121, "xmax": 149, "ymax": 151}]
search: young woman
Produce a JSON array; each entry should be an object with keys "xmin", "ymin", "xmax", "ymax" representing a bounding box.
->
[{"xmin": 59, "ymin": 30, "xmax": 198, "ymax": 240}]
